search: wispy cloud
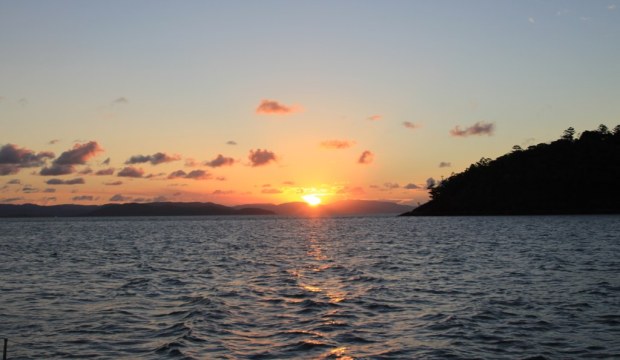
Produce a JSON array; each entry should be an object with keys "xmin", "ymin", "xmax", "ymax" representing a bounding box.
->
[
  {"xmin": 249, "ymin": 149, "xmax": 277, "ymax": 167},
  {"xmin": 213, "ymin": 190, "xmax": 235, "ymax": 195},
  {"xmin": 261, "ymin": 188, "xmax": 282, "ymax": 194},
  {"xmin": 320, "ymin": 140, "xmax": 355, "ymax": 149},
  {"xmin": 226, "ymin": 140, "xmax": 237, "ymax": 145},
  {"xmin": 0, "ymin": 197, "xmax": 23, "ymax": 203},
  {"xmin": 609, "ymin": 4, "xmax": 616, "ymax": 10},
  {"xmin": 48, "ymin": 139, "xmax": 60, "ymax": 145},
  {"xmin": 528, "ymin": 17, "xmax": 536, "ymax": 23},
  {"xmin": 117, "ymin": 166, "xmax": 144, "ymax": 178},
  {"xmin": 204, "ymin": 154, "xmax": 235, "ymax": 168},
  {"xmin": 7, "ymin": 179, "xmax": 21, "ymax": 185},
  {"xmin": 439, "ymin": 161, "xmax": 451, "ymax": 168},
  {"xmin": 104, "ymin": 181, "xmax": 123, "ymax": 186},
  {"xmin": 167, "ymin": 169, "xmax": 211, "ymax": 180},
  {"xmin": 125, "ymin": 152, "xmax": 181, "ymax": 165},
  {"xmin": 101, "ymin": 157, "xmax": 111, "ymax": 166},
  {"xmin": 46, "ymin": 178, "xmax": 85, "ymax": 185},
  {"xmin": 384, "ymin": 182, "xmax": 400, "ymax": 189},
  {"xmin": 256, "ymin": 99, "xmax": 299, "ymax": 115},
  {"xmin": 358, "ymin": 150, "xmax": 374, "ymax": 164},
  {"xmin": 368, "ymin": 115, "xmax": 382, "ymax": 121},
  {"xmin": 112, "ymin": 97, "xmax": 128, "ymax": 105},
  {"xmin": 403, "ymin": 121, "xmax": 420, "ymax": 130},
  {"xmin": 450, "ymin": 121, "xmax": 495, "ymax": 137}
]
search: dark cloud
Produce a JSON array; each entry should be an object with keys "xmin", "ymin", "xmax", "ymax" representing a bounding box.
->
[
  {"xmin": 358, "ymin": 150, "xmax": 374, "ymax": 165},
  {"xmin": 43, "ymin": 188, "xmax": 56, "ymax": 193},
  {"xmin": 40, "ymin": 164, "xmax": 74, "ymax": 176},
  {"xmin": 104, "ymin": 181, "xmax": 123, "ymax": 186},
  {"xmin": 226, "ymin": 140, "xmax": 237, "ymax": 145},
  {"xmin": 404, "ymin": 183, "xmax": 420, "ymax": 190},
  {"xmin": 102, "ymin": 157, "xmax": 111, "ymax": 166},
  {"xmin": 79, "ymin": 168, "xmax": 93, "ymax": 175},
  {"xmin": 110, "ymin": 194, "xmax": 131, "ymax": 202},
  {"xmin": 204, "ymin": 154, "xmax": 235, "ymax": 168},
  {"xmin": 54, "ymin": 141, "xmax": 103, "ymax": 165},
  {"xmin": 320, "ymin": 140, "xmax": 355, "ymax": 149},
  {"xmin": 72, "ymin": 195, "xmax": 94, "ymax": 201},
  {"xmin": 0, "ymin": 144, "xmax": 55, "ymax": 169},
  {"xmin": 22, "ymin": 186, "xmax": 39, "ymax": 193},
  {"xmin": 167, "ymin": 169, "xmax": 211, "ymax": 180},
  {"xmin": 49, "ymin": 139, "xmax": 60, "ymax": 145},
  {"xmin": 450, "ymin": 121, "xmax": 495, "ymax": 137},
  {"xmin": 439, "ymin": 162, "xmax": 451, "ymax": 168},
  {"xmin": 384, "ymin": 182, "xmax": 400, "ymax": 189},
  {"xmin": 256, "ymin": 99, "xmax": 298, "ymax": 115},
  {"xmin": 403, "ymin": 121, "xmax": 419, "ymax": 130},
  {"xmin": 0, "ymin": 197, "xmax": 23, "ymax": 203},
  {"xmin": 249, "ymin": 149, "xmax": 277, "ymax": 167},
  {"xmin": 0, "ymin": 165, "xmax": 19, "ymax": 176},
  {"xmin": 125, "ymin": 152, "xmax": 181, "ymax": 165},
  {"xmin": 118, "ymin": 167, "xmax": 144, "ymax": 178},
  {"xmin": 46, "ymin": 178, "xmax": 85, "ymax": 185},
  {"xmin": 261, "ymin": 188, "xmax": 282, "ymax": 194},
  {"xmin": 95, "ymin": 168, "xmax": 115, "ymax": 176},
  {"xmin": 7, "ymin": 179, "xmax": 21, "ymax": 185}
]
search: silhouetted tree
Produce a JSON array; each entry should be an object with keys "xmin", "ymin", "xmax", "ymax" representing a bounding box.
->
[{"xmin": 562, "ymin": 127, "xmax": 575, "ymax": 141}]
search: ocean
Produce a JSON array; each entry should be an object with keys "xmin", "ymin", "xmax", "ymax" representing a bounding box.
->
[{"xmin": 1, "ymin": 215, "xmax": 619, "ymax": 359}]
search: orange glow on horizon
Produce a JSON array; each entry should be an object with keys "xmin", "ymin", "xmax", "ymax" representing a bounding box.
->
[{"xmin": 302, "ymin": 194, "xmax": 322, "ymax": 206}]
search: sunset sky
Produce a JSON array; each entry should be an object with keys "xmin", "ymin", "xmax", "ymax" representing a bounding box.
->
[{"xmin": 1, "ymin": 1, "xmax": 619, "ymax": 206}]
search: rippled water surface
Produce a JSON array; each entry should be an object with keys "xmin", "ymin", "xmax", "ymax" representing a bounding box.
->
[{"xmin": 1, "ymin": 215, "xmax": 619, "ymax": 359}]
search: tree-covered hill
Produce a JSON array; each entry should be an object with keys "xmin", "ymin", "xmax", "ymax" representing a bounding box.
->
[{"xmin": 402, "ymin": 125, "xmax": 620, "ymax": 216}]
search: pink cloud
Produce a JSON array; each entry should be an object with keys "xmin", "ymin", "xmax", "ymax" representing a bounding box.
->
[
  {"xmin": 55, "ymin": 141, "xmax": 103, "ymax": 165},
  {"xmin": 320, "ymin": 140, "xmax": 356, "ymax": 149},
  {"xmin": 358, "ymin": 150, "xmax": 374, "ymax": 165},
  {"xmin": 204, "ymin": 154, "xmax": 235, "ymax": 168},
  {"xmin": 0, "ymin": 144, "xmax": 55, "ymax": 172},
  {"xmin": 167, "ymin": 169, "xmax": 211, "ymax": 180},
  {"xmin": 118, "ymin": 166, "xmax": 144, "ymax": 178},
  {"xmin": 450, "ymin": 121, "xmax": 495, "ymax": 137},
  {"xmin": 249, "ymin": 149, "xmax": 277, "ymax": 167},
  {"xmin": 256, "ymin": 99, "xmax": 299, "ymax": 115},
  {"xmin": 368, "ymin": 115, "xmax": 382, "ymax": 121},
  {"xmin": 95, "ymin": 168, "xmax": 115, "ymax": 176}
]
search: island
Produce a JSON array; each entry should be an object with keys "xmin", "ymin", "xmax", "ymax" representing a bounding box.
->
[{"xmin": 402, "ymin": 124, "xmax": 620, "ymax": 216}]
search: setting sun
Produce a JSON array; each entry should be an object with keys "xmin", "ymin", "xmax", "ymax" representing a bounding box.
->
[{"xmin": 302, "ymin": 194, "xmax": 322, "ymax": 206}]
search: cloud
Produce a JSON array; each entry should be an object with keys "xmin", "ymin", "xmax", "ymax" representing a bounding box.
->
[
  {"xmin": 403, "ymin": 121, "xmax": 420, "ymax": 130},
  {"xmin": 450, "ymin": 121, "xmax": 495, "ymax": 137},
  {"xmin": 7, "ymin": 179, "xmax": 21, "ymax": 185},
  {"xmin": 249, "ymin": 149, "xmax": 277, "ymax": 167},
  {"xmin": 112, "ymin": 97, "xmax": 128, "ymax": 104},
  {"xmin": 46, "ymin": 178, "xmax": 85, "ymax": 185},
  {"xmin": 528, "ymin": 17, "xmax": 535, "ymax": 23},
  {"xmin": 439, "ymin": 162, "xmax": 451, "ymax": 168},
  {"xmin": 404, "ymin": 183, "xmax": 420, "ymax": 190},
  {"xmin": 43, "ymin": 188, "xmax": 56, "ymax": 193},
  {"xmin": 256, "ymin": 99, "xmax": 299, "ymax": 115},
  {"xmin": 320, "ymin": 140, "xmax": 355, "ymax": 149},
  {"xmin": 22, "ymin": 186, "xmax": 39, "ymax": 193},
  {"xmin": 0, "ymin": 165, "xmax": 19, "ymax": 176},
  {"xmin": 101, "ymin": 157, "xmax": 111, "ymax": 166},
  {"xmin": 368, "ymin": 115, "xmax": 382, "ymax": 121},
  {"xmin": 226, "ymin": 140, "xmax": 237, "ymax": 145},
  {"xmin": 0, "ymin": 144, "xmax": 55, "ymax": 169},
  {"xmin": 212, "ymin": 189, "xmax": 235, "ymax": 195},
  {"xmin": 336, "ymin": 186, "xmax": 365, "ymax": 196},
  {"xmin": 384, "ymin": 182, "xmax": 400, "ymax": 189},
  {"xmin": 609, "ymin": 4, "xmax": 617, "ymax": 10},
  {"xmin": 110, "ymin": 194, "xmax": 132, "ymax": 202},
  {"xmin": 168, "ymin": 169, "xmax": 211, "ymax": 180},
  {"xmin": 283, "ymin": 180, "xmax": 295, "ymax": 185},
  {"xmin": 104, "ymin": 181, "xmax": 123, "ymax": 186},
  {"xmin": 73, "ymin": 195, "xmax": 94, "ymax": 201},
  {"xmin": 0, "ymin": 197, "xmax": 23, "ymax": 203},
  {"xmin": 204, "ymin": 154, "xmax": 235, "ymax": 168},
  {"xmin": 95, "ymin": 168, "xmax": 115, "ymax": 176},
  {"xmin": 39, "ymin": 164, "xmax": 74, "ymax": 176},
  {"xmin": 49, "ymin": 139, "xmax": 60, "ymax": 145},
  {"xmin": 54, "ymin": 141, "xmax": 103, "ymax": 165},
  {"xmin": 358, "ymin": 150, "xmax": 374, "ymax": 164},
  {"xmin": 426, "ymin": 177, "xmax": 437, "ymax": 189},
  {"xmin": 79, "ymin": 168, "xmax": 93, "ymax": 175},
  {"xmin": 118, "ymin": 166, "xmax": 144, "ymax": 178},
  {"xmin": 125, "ymin": 152, "xmax": 181, "ymax": 165},
  {"xmin": 184, "ymin": 158, "xmax": 198, "ymax": 167},
  {"xmin": 261, "ymin": 188, "xmax": 282, "ymax": 194}
]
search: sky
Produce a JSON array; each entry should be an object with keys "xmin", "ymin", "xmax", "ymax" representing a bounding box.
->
[{"xmin": 1, "ymin": 0, "xmax": 619, "ymax": 206}]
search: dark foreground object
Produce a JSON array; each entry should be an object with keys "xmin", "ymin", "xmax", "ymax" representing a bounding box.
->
[{"xmin": 403, "ymin": 125, "xmax": 620, "ymax": 216}]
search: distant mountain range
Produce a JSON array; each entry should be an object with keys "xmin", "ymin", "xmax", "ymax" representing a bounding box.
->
[
  {"xmin": 402, "ymin": 124, "xmax": 620, "ymax": 216},
  {"xmin": 0, "ymin": 200, "xmax": 412, "ymax": 218}
]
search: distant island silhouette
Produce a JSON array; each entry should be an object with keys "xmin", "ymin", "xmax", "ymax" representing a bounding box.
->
[
  {"xmin": 402, "ymin": 124, "xmax": 620, "ymax": 216},
  {"xmin": 0, "ymin": 200, "xmax": 412, "ymax": 218}
]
